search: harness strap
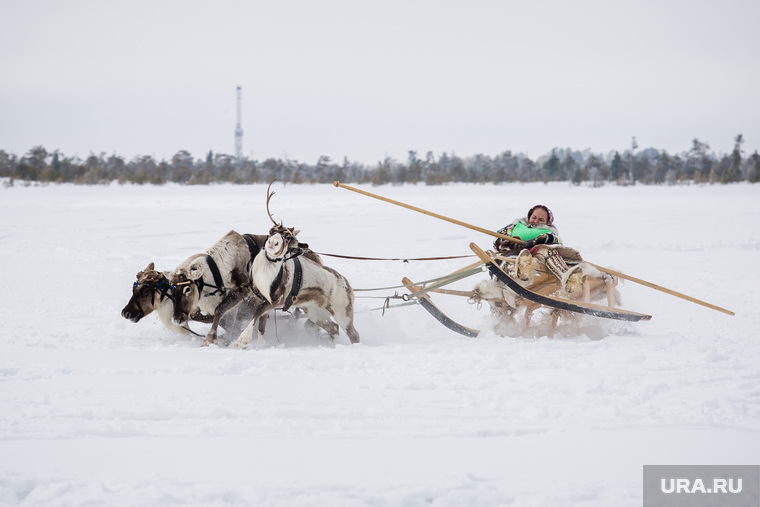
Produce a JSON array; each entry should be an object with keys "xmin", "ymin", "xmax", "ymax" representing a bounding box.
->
[
  {"xmin": 282, "ymin": 257, "xmax": 302, "ymax": 312},
  {"xmin": 265, "ymin": 247, "xmax": 306, "ymax": 263},
  {"xmin": 156, "ymin": 280, "xmax": 173, "ymax": 302},
  {"xmin": 204, "ymin": 255, "xmax": 226, "ymax": 296},
  {"xmin": 133, "ymin": 279, "xmax": 173, "ymax": 314},
  {"xmin": 242, "ymin": 234, "xmax": 260, "ymax": 262},
  {"xmin": 285, "ymin": 248, "xmax": 305, "ymax": 261},
  {"xmin": 270, "ymin": 265, "xmax": 283, "ymax": 303}
]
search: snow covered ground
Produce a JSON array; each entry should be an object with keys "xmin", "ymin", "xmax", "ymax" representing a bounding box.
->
[{"xmin": 1, "ymin": 181, "xmax": 758, "ymax": 506}]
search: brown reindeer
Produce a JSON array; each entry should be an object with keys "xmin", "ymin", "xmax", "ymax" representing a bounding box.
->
[
  {"xmin": 121, "ymin": 262, "xmax": 210, "ymax": 335},
  {"xmin": 122, "ymin": 261, "xmax": 263, "ymax": 339},
  {"xmin": 171, "ymin": 231, "xmax": 272, "ymax": 346}
]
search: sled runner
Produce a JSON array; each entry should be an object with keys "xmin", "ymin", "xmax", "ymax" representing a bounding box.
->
[{"xmin": 401, "ymin": 277, "xmax": 480, "ymax": 337}]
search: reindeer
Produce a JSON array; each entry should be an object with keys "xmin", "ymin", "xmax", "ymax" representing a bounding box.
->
[
  {"xmin": 123, "ymin": 261, "xmax": 262, "ymax": 339},
  {"xmin": 233, "ymin": 183, "xmax": 360, "ymax": 348},
  {"xmin": 171, "ymin": 230, "xmax": 272, "ymax": 346},
  {"xmin": 121, "ymin": 262, "xmax": 211, "ymax": 335}
]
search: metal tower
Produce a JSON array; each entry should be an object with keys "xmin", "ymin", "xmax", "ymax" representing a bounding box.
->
[{"xmin": 234, "ymin": 86, "xmax": 243, "ymax": 161}]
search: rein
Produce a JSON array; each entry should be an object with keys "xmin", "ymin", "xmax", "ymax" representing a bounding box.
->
[
  {"xmin": 353, "ymin": 265, "xmax": 485, "ymax": 295},
  {"xmin": 313, "ymin": 252, "xmax": 475, "ymax": 262}
]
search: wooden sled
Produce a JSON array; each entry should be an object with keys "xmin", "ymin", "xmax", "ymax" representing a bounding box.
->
[{"xmin": 470, "ymin": 243, "xmax": 651, "ymax": 334}]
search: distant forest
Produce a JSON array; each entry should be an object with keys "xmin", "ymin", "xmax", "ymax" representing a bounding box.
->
[{"xmin": 2, "ymin": 135, "xmax": 758, "ymax": 186}]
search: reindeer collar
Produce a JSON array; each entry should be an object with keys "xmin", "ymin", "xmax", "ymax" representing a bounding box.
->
[{"xmin": 264, "ymin": 246, "xmax": 305, "ymax": 263}]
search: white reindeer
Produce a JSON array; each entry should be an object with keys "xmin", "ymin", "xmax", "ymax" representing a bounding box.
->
[{"xmin": 234, "ymin": 185, "xmax": 360, "ymax": 348}]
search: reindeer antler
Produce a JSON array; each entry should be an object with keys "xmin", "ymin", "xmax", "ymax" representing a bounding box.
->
[{"xmin": 266, "ymin": 178, "xmax": 280, "ymax": 226}]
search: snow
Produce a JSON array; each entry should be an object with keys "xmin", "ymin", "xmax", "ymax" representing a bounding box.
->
[{"xmin": 1, "ymin": 181, "xmax": 758, "ymax": 506}]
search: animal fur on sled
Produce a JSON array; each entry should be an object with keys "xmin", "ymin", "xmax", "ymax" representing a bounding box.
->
[{"xmin": 474, "ymin": 244, "xmax": 620, "ymax": 320}]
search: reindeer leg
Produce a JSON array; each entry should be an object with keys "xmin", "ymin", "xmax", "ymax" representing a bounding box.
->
[
  {"xmin": 344, "ymin": 323, "xmax": 360, "ymax": 344},
  {"xmin": 329, "ymin": 285, "xmax": 360, "ymax": 344},
  {"xmin": 256, "ymin": 313, "xmax": 269, "ymax": 346},
  {"xmin": 223, "ymin": 292, "xmax": 267, "ymax": 339},
  {"xmin": 332, "ymin": 311, "xmax": 360, "ymax": 344},
  {"xmin": 303, "ymin": 318, "xmax": 321, "ymax": 336},
  {"xmin": 234, "ymin": 302, "xmax": 271, "ymax": 350},
  {"xmin": 234, "ymin": 319, "xmax": 257, "ymax": 350},
  {"xmin": 316, "ymin": 320, "xmax": 340, "ymax": 341},
  {"xmin": 202, "ymin": 292, "xmax": 242, "ymax": 347}
]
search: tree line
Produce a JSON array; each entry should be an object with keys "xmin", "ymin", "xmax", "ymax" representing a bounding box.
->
[{"xmin": 2, "ymin": 135, "xmax": 758, "ymax": 187}]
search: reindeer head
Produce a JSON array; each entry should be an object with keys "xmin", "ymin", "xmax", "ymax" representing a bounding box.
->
[
  {"xmin": 121, "ymin": 262, "xmax": 172, "ymax": 322},
  {"xmin": 262, "ymin": 179, "xmax": 302, "ymax": 260},
  {"xmin": 170, "ymin": 258, "xmax": 206, "ymax": 324},
  {"xmin": 264, "ymin": 225, "xmax": 301, "ymax": 260}
]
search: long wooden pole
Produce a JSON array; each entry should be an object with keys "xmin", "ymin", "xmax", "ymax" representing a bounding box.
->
[
  {"xmin": 587, "ymin": 263, "xmax": 734, "ymax": 316},
  {"xmin": 333, "ymin": 181, "xmax": 735, "ymax": 316}
]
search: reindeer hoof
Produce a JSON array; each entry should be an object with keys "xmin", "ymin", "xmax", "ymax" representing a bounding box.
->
[{"xmin": 233, "ymin": 337, "xmax": 251, "ymax": 350}]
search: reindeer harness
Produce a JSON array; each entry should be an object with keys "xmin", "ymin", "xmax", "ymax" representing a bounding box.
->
[
  {"xmin": 172, "ymin": 234, "xmax": 262, "ymax": 300},
  {"xmin": 173, "ymin": 254, "xmax": 227, "ymax": 297},
  {"xmin": 266, "ymin": 246, "xmax": 306, "ymax": 313},
  {"xmin": 132, "ymin": 277, "xmax": 173, "ymax": 315}
]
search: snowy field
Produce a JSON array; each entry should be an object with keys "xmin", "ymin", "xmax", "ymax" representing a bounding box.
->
[{"xmin": 1, "ymin": 181, "xmax": 758, "ymax": 506}]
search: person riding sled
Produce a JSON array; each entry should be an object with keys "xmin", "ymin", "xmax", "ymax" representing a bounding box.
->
[{"xmin": 494, "ymin": 204, "xmax": 585, "ymax": 293}]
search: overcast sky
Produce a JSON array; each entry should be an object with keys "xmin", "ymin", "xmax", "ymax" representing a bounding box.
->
[{"xmin": 2, "ymin": 0, "xmax": 759, "ymax": 164}]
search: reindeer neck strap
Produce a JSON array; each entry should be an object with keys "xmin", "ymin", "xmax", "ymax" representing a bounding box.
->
[
  {"xmin": 281, "ymin": 257, "xmax": 302, "ymax": 312},
  {"xmin": 265, "ymin": 246, "xmax": 306, "ymax": 263}
]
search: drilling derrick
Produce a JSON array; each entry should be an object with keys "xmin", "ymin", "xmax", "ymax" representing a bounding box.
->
[{"xmin": 234, "ymin": 86, "xmax": 243, "ymax": 161}]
